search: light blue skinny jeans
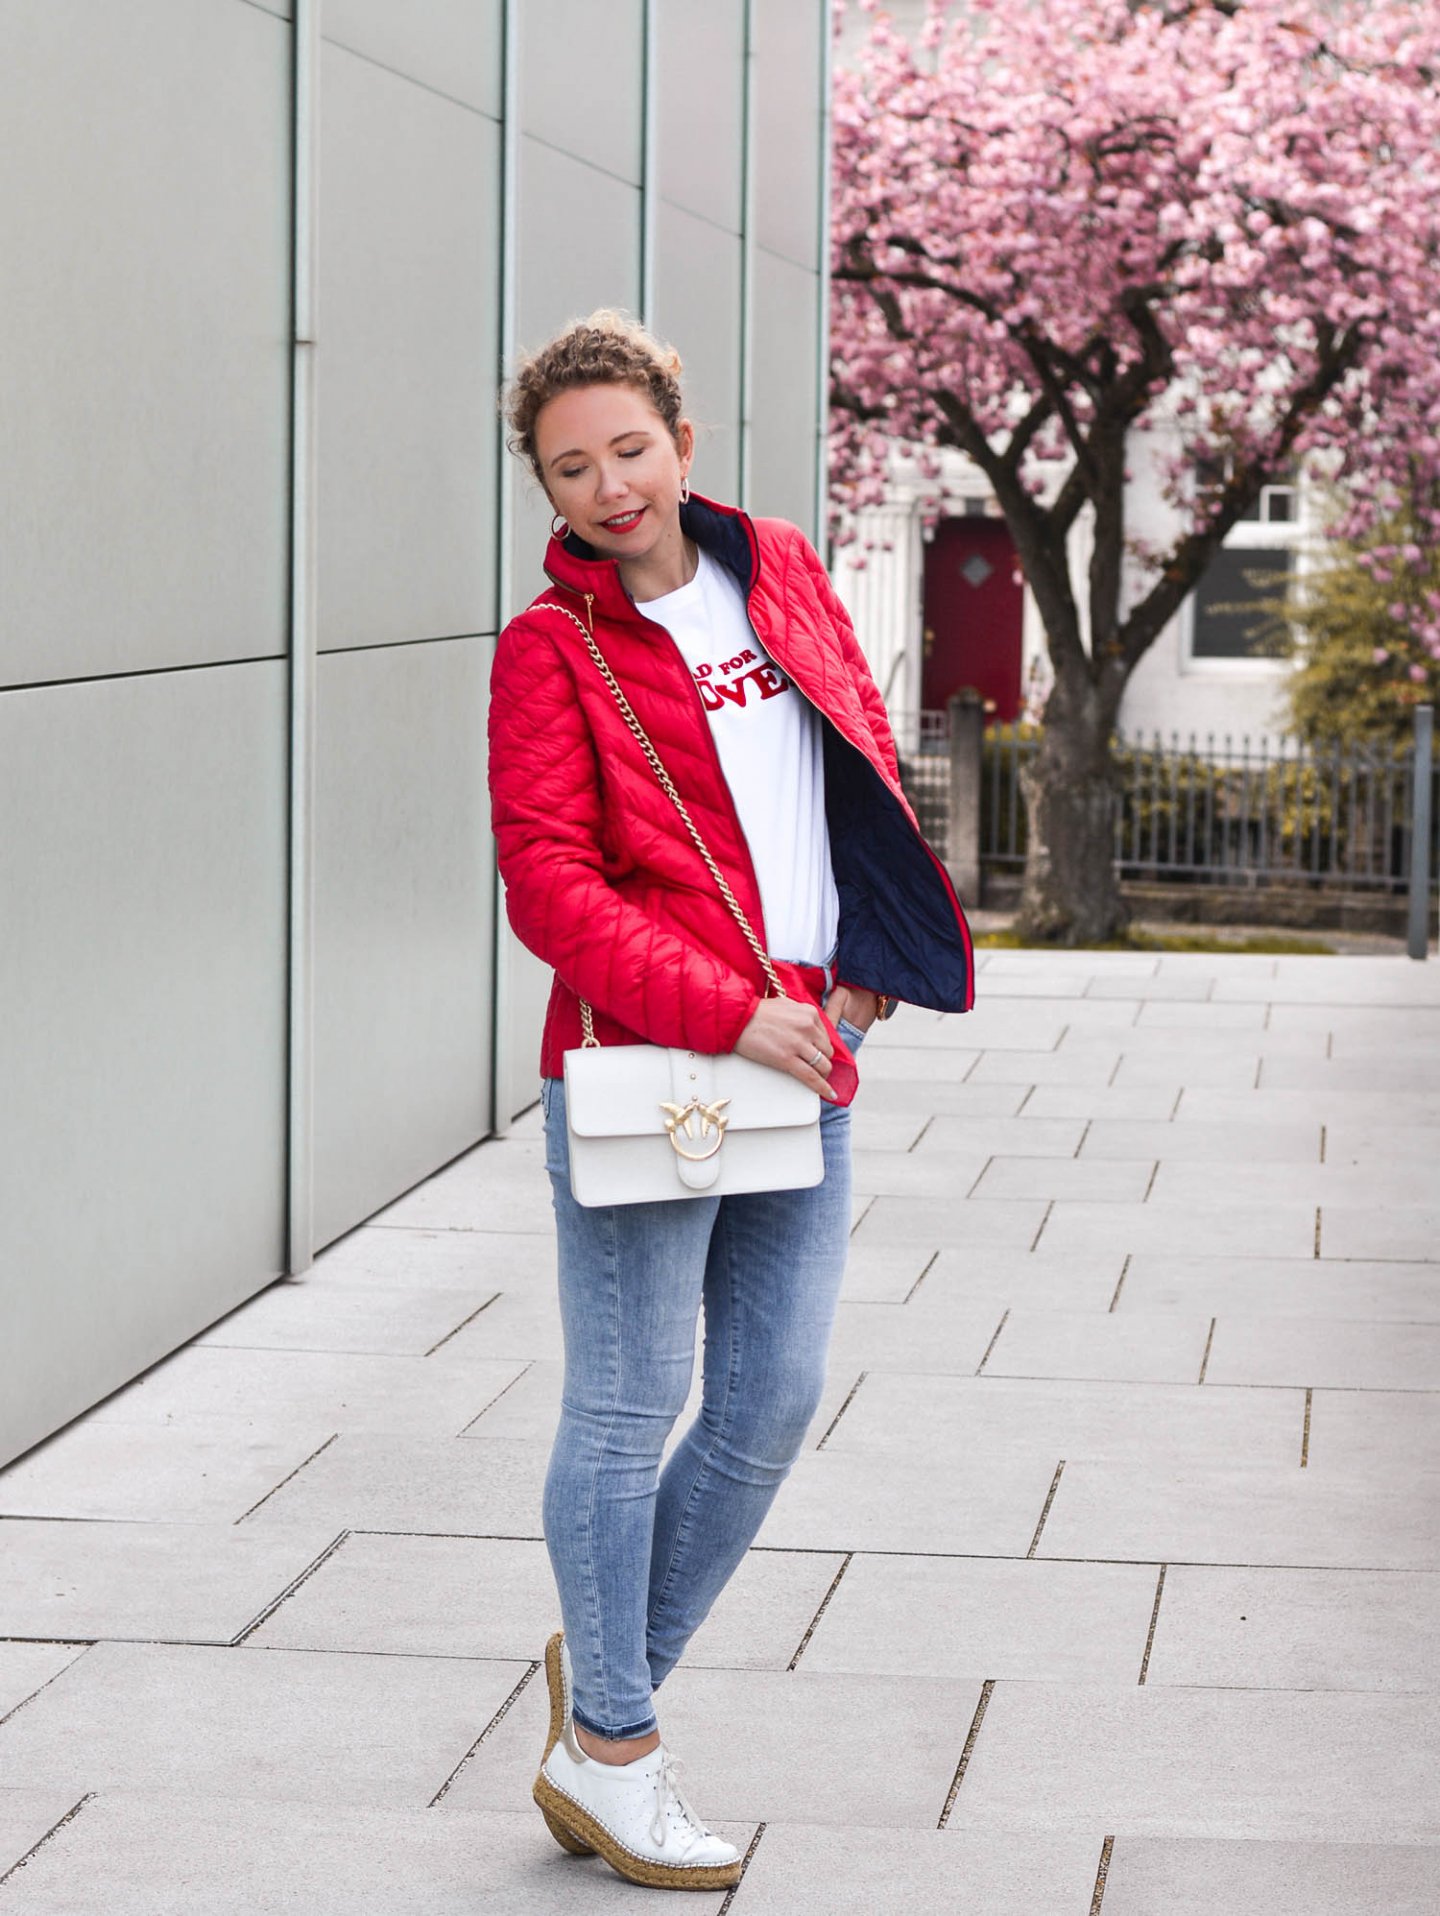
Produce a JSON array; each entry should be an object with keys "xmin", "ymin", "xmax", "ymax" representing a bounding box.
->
[{"xmin": 539, "ymin": 1021, "xmax": 862, "ymax": 1741}]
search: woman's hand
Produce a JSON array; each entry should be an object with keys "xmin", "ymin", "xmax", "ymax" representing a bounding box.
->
[
  {"xmin": 734, "ymin": 996, "xmax": 839, "ymax": 1100},
  {"xmin": 823, "ymin": 984, "xmax": 880, "ymax": 1034}
]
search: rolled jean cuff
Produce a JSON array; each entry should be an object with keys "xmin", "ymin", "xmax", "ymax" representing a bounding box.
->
[{"xmin": 570, "ymin": 1700, "xmax": 658, "ymax": 1742}]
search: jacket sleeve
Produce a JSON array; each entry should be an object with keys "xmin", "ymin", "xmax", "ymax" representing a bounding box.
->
[
  {"xmin": 794, "ymin": 533, "xmax": 903, "ymax": 784},
  {"xmin": 487, "ymin": 616, "xmax": 763, "ymax": 1053}
]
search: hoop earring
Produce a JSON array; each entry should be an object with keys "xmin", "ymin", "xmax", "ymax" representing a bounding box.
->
[
  {"xmin": 679, "ymin": 477, "xmax": 691, "ymax": 506},
  {"xmin": 550, "ymin": 511, "xmax": 569, "ymax": 538}
]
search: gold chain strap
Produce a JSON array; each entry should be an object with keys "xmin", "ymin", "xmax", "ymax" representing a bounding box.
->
[{"xmin": 534, "ymin": 596, "xmax": 788, "ymax": 1044}]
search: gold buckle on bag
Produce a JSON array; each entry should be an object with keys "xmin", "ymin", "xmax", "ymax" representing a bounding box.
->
[{"xmin": 659, "ymin": 1097, "xmax": 731, "ymax": 1162}]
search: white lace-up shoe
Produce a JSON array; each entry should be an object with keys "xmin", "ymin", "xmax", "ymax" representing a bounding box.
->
[
  {"xmin": 538, "ymin": 1632, "xmax": 595, "ymax": 1856},
  {"xmin": 534, "ymin": 1725, "xmax": 742, "ymax": 1890}
]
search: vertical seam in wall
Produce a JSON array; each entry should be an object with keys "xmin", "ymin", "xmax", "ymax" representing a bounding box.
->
[
  {"xmin": 286, "ymin": 0, "xmax": 320, "ymax": 1275},
  {"xmin": 737, "ymin": 0, "xmax": 756, "ymax": 508},
  {"xmin": 814, "ymin": 0, "xmax": 833, "ymax": 548},
  {"xmin": 489, "ymin": 0, "xmax": 521, "ymax": 1138},
  {"xmin": 639, "ymin": 0, "xmax": 658, "ymax": 325}
]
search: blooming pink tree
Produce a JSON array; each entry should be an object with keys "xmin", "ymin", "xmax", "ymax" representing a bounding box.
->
[{"xmin": 831, "ymin": 0, "xmax": 1440, "ymax": 940}]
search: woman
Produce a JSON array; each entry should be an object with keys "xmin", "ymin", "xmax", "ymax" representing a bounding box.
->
[{"xmin": 489, "ymin": 311, "xmax": 973, "ymax": 1891}]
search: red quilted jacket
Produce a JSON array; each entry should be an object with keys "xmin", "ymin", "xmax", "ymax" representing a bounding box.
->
[{"xmin": 488, "ymin": 492, "xmax": 974, "ymax": 1076}]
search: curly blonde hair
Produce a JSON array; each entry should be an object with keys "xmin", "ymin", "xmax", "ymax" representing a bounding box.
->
[{"xmin": 505, "ymin": 309, "xmax": 686, "ymax": 482}]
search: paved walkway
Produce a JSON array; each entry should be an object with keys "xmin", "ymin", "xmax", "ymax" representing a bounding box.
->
[{"xmin": 2, "ymin": 951, "xmax": 1438, "ymax": 1913}]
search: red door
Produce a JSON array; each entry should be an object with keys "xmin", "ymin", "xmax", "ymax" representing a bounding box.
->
[{"xmin": 922, "ymin": 517, "xmax": 1024, "ymax": 721}]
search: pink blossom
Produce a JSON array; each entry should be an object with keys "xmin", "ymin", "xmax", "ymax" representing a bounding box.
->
[{"xmin": 830, "ymin": 0, "xmax": 1440, "ymax": 672}]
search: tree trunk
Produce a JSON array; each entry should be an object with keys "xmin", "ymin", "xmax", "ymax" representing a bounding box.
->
[{"xmin": 1014, "ymin": 672, "xmax": 1128, "ymax": 945}]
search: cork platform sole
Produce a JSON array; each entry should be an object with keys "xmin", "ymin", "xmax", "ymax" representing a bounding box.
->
[
  {"xmin": 540, "ymin": 1632, "xmax": 595, "ymax": 1856},
  {"xmin": 531, "ymin": 1769, "xmax": 743, "ymax": 1892}
]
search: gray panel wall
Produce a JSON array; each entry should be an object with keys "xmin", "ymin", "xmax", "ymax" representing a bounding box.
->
[
  {"xmin": 0, "ymin": 0, "xmax": 291, "ymax": 687},
  {"xmin": 0, "ymin": 664, "xmax": 289, "ymax": 1466},
  {"xmin": 1, "ymin": 0, "xmax": 829, "ymax": 1466},
  {"xmin": 316, "ymin": 38, "xmax": 501, "ymax": 651},
  {"xmin": 313, "ymin": 640, "xmax": 494, "ymax": 1248}
]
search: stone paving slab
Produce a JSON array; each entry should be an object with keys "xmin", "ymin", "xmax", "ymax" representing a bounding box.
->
[
  {"xmin": 1100, "ymin": 1835, "xmax": 1440, "ymax": 1915},
  {"xmin": 848, "ymin": 1146, "xmax": 991, "ymax": 1197},
  {"xmin": 751, "ymin": 1447, "xmax": 1060, "ymax": 1555},
  {"xmin": 916, "ymin": 1114, "xmax": 1089, "ymax": 1157},
  {"xmin": 454, "ymin": 1663, "xmax": 979, "ymax": 1830},
  {"xmin": 242, "ymin": 1432, "xmax": 550, "ymax": 1535},
  {"xmin": 248, "ymin": 1529, "xmax": 846, "ymax": 1674},
  {"xmin": 971, "ymin": 1156, "xmax": 1157, "ymax": 1203},
  {"xmin": 726, "ymin": 1824, "xmax": 1104, "ymax": 1915},
  {"xmin": 0, "ymin": 1644, "xmax": 89, "ymax": 1721},
  {"xmin": 86, "ymin": 1344, "xmax": 529, "ymax": 1437},
  {"xmin": 1259, "ymin": 1054, "xmax": 1440, "ymax": 1093},
  {"xmin": 1021, "ymin": 1082, "xmax": 1185, "ymax": 1119},
  {"xmin": 922, "ymin": 1002, "xmax": 1071, "ymax": 1049},
  {"xmin": 0, "ymin": 1639, "xmax": 527, "ymax": 1808},
  {"xmin": 913, "ymin": 1247, "xmax": 1126, "ymax": 1314},
  {"xmin": 193, "ymin": 1279, "xmax": 500, "ymax": 1355},
  {"xmin": 1304, "ymin": 1388, "xmax": 1440, "ymax": 1471},
  {"xmin": 850, "ymin": 1193, "xmax": 1049, "ymax": 1250},
  {"xmin": 0, "ymin": 1787, "xmax": 87, "ymax": 1882},
  {"xmin": 1144, "ymin": 1565, "xmax": 1440, "ymax": 1693},
  {"xmin": 1038, "ymin": 1195, "xmax": 1318, "ymax": 1260},
  {"xmin": 0, "ymin": 1519, "xmax": 341, "ymax": 1643},
  {"xmin": 1039, "ymin": 1462, "xmax": 1440, "ymax": 1569},
  {"xmin": 1269, "ymin": 1002, "xmax": 1440, "ymax": 1035},
  {"xmin": 1319, "ymin": 1203, "xmax": 1440, "ymax": 1263},
  {"xmin": 849, "ymin": 1075, "xmax": 1027, "ymax": 1116},
  {"xmin": 305, "ymin": 1223, "xmax": 557, "ymax": 1293},
  {"xmin": 831, "ymin": 1236, "xmax": 948, "ymax": 1303},
  {"xmin": 824, "ymin": 1373, "xmax": 1304, "ymax": 1468},
  {"xmin": 847, "ymin": 1107, "xmax": 932, "ymax": 1152},
  {"xmin": 0, "ymin": 1793, "xmax": 745, "ymax": 1914},
  {"xmin": 822, "ymin": 1299, "xmax": 1003, "ymax": 1375},
  {"xmin": 945, "ymin": 1681, "xmax": 1440, "ymax": 1841},
  {"xmin": 371, "ymin": 1166, "xmax": 555, "ymax": 1235},
  {"xmin": 1208, "ymin": 958, "xmax": 1440, "ymax": 1003},
  {"xmin": 982, "ymin": 1310, "xmax": 1212, "ymax": 1384},
  {"xmin": 424, "ymin": 1286, "xmax": 567, "ymax": 1362},
  {"xmin": 1133, "ymin": 998, "xmax": 1267, "ymax": 1029},
  {"xmin": 799, "ymin": 1553, "xmax": 1159, "ymax": 1685},
  {"xmin": 0, "ymin": 1420, "xmax": 341, "ymax": 1524},
  {"xmin": 1153, "ymin": 1158, "xmax": 1427, "ymax": 1206},
  {"xmin": 1324, "ymin": 1120, "xmax": 1440, "ymax": 1164},
  {"xmin": 1176, "ymin": 1084, "xmax": 1440, "ymax": 1125},
  {"xmin": 1205, "ymin": 1316, "xmax": 1440, "ymax": 1391},
  {"xmin": 1082, "ymin": 1117, "xmax": 1322, "ymax": 1162},
  {"xmin": 968, "ymin": 1041, "xmax": 1126, "ymax": 1086},
  {"xmin": 849, "ymin": 1043, "xmax": 981, "ymax": 1082},
  {"xmin": 1084, "ymin": 970, "xmax": 1214, "ymax": 999},
  {"xmin": 1116, "ymin": 1254, "xmax": 1440, "ymax": 1322}
]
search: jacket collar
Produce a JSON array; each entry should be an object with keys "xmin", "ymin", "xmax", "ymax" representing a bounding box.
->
[{"xmin": 541, "ymin": 490, "xmax": 760, "ymax": 623}]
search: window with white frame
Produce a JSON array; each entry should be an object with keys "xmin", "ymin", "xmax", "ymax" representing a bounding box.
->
[{"xmin": 1187, "ymin": 459, "xmax": 1301, "ymax": 665}]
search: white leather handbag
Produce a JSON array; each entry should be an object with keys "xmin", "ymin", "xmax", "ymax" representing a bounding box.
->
[{"xmin": 534, "ymin": 596, "xmax": 824, "ymax": 1209}]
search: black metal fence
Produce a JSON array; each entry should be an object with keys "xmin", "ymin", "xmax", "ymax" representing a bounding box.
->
[{"xmin": 895, "ymin": 713, "xmax": 1440, "ymax": 894}]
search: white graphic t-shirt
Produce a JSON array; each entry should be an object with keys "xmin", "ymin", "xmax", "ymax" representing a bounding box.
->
[{"xmin": 639, "ymin": 547, "xmax": 839, "ymax": 965}]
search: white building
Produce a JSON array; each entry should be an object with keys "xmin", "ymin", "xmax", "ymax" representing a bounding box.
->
[{"xmin": 830, "ymin": 438, "xmax": 1310, "ymax": 747}]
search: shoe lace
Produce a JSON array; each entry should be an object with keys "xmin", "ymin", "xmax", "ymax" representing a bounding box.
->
[{"xmin": 650, "ymin": 1751, "xmax": 708, "ymax": 1849}]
